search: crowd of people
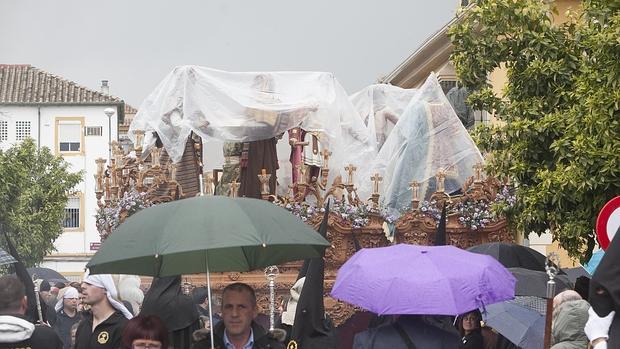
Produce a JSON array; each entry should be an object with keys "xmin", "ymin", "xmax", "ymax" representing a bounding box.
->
[
  {"xmin": 0, "ymin": 272, "xmax": 616, "ymax": 349},
  {"xmin": 1, "ymin": 228, "xmax": 618, "ymax": 349}
]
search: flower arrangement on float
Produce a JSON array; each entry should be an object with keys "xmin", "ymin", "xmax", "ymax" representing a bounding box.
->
[
  {"xmin": 95, "ymin": 189, "xmax": 152, "ymax": 240},
  {"xmin": 277, "ymin": 200, "xmax": 376, "ymax": 229}
]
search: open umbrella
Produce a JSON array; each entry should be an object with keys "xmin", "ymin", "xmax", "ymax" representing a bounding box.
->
[
  {"xmin": 510, "ymin": 267, "xmax": 571, "ymax": 298},
  {"xmin": 0, "ymin": 247, "xmax": 17, "ymax": 266},
  {"xmin": 331, "ymin": 244, "xmax": 516, "ymax": 316},
  {"xmin": 468, "ymin": 242, "xmax": 552, "ymax": 273},
  {"xmin": 87, "ymin": 196, "xmax": 330, "ymax": 276},
  {"xmin": 87, "ymin": 195, "xmax": 330, "ymax": 347},
  {"xmin": 484, "ymin": 301, "xmax": 545, "ymax": 349},
  {"xmin": 562, "ymin": 266, "xmax": 591, "ymax": 283},
  {"xmin": 26, "ymin": 267, "xmax": 68, "ymax": 284}
]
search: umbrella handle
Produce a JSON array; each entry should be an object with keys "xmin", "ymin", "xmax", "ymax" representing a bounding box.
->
[{"xmin": 205, "ymin": 253, "xmax": 216, "ymax": 349}]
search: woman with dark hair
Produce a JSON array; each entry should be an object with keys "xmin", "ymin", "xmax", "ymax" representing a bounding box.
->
[
  {"xmin": 457, "ymin": 310, "xmax": 483, "ymax": 349},
  {"xmin": 122, "ymin": 315, "xmax": 169, "ymax": 349}
]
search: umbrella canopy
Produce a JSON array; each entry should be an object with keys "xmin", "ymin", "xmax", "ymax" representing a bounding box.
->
[
  {"xmin": 563, "ymin": 266, "xmax": 591, "ymax": 283},
  {"xmin": 331, "ymin": 244, "xmax": 516, "ymax": 316},
  {"xmin": 484, "ymin": 301, "xmax": 544, "ymax": 349},
  {"xmin": 509, "ymin": 267, "xmax": 571, "ymax": 298},
  {"xmin": 468, "ymin": 242, "xmax": 550, "ymax": 272},
  {"xmin": 26, "ymin": 267, "xmax": 68, "ymax": 284},
  {"xmin": 0, "ymin": 247, "xmax": 17, "ymax": 266},
  {"xmin": 87, "ymin": 196, "xmax": 330, "ymax": 277}
]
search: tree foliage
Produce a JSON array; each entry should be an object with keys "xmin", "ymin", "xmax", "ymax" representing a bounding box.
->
[
  {"xmin": 0, "ymin": 138, "xmax": 82, "ymax": 266},
  {"xmin": 449, "ymin": 0, "xmax": 620, "ymax": 259}
]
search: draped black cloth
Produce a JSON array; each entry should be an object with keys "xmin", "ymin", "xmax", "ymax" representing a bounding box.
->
[
  {"xmin": 590, "ymin": 227, "xmax": 620, "ymax": 346},
  {"xmin": 140, "ymin": 276, "xmax": 200, "ymax": 349}
]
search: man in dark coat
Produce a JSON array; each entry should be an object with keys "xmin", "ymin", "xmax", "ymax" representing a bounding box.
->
[
  {"xmin": 353, "ymin": 314, "xmax": 461, "ymax": 349},
  {"xmin": 74, "ymin": 273, "xmax": 132, "ymax": 349},
  {"xmin": 586, "ymin": 227, "xmax": 620, "ymax": 348},
  {"xmin": 141, "ymin": 276, "xmax": 201, "ymax": 349},
  {"xmin": 192, "ymin": 283, "xmax": 283, "ymax": 349},
  {"xmin": 0, "ymin": 276, "xmax": 63, "ymax": 349},
  {"xmin": 53, "ymin": 286, "xmax": 81, "ymax": 349}
]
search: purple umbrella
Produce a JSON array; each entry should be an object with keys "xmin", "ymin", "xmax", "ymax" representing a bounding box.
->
[{"xmin": 331, "ymin": 244, "xmax": 516, "ymax": 315}]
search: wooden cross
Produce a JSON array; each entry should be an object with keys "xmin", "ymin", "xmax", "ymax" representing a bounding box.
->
[
  {"xmin": 436, "ymin": 168, "xmax": 447, "ymax": 192},
  {"xmin": 230, "ymin": 180, "xmax": 239, "ymax": 198},
  {"xmin": 257, "ymin": 169, "xmax": 272, "ymax": 195},
  {"xmin": 409, "ymin": 180, "xmax": 420, "ymax": 201},
  {"xmin": 371, "ymin": 173, "xmax": 383, "ymax": 195},
  {"xmin": 345, "ymin": 164, "xmax": 357, "ymax": 185},
  {"xmin": 204, "ymin": 172, "xmax": 213, "ymax": 195},
  {"xmin": 321, "ymin": 149, "xmax": 332, "ymax": 169},
  {"xmin": 473, "ymin": 162, "xmax": 484, "ymax": 182}
]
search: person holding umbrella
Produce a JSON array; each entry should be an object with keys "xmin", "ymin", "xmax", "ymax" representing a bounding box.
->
[{"xmin": 191, "ymin": 282, "xmax": 284, "ymax": 349}]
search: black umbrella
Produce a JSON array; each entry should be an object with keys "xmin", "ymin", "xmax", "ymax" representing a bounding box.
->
[
  {"xmin": 509, "ymin": 267, "xmax": 571, "ymax": 298},
  {"xmin": 562, "ymin": 266, "xmax": 591, "ymax": 284},
  {"xmin": 468, "ymin": 242, "xmax": 563, "ymax": 273},
  {"xmin": 26, "ymin": 267, "xmax": 68, "ymax": 284},
  {"xmin": 0, "ymin": 247, "xmax": 17, "ymax": 266}
]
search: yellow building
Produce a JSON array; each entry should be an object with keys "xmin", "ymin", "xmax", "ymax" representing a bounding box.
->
[{"xmin": 382, "ymin": 0, "xmax": 582, "ymax": 267}]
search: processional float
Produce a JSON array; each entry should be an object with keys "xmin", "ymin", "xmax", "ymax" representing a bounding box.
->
[{"xmin": 93, "ymin": 67, "xmax": 516, "ymax": 329}]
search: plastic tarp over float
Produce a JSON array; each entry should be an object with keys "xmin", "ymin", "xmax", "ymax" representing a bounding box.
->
[
  {"xmin": 130, "ymin": 66, "xmax": 482, "ymax": 209},
  {"xmin": 129, "ymin": 65, "xmax": 376, "ymax": 194},
  {"xmin": 355, "ymin": 73, "xmax": 483, "ymax": 214}
]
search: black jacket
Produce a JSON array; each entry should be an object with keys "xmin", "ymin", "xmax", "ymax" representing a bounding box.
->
[
  {"xmin": 53, "ymin": 309, "xmax": 80, "ymax": 349},
  {"xmin": 74, "ymin": 311, "xmax": 127, "ymax": 349},
  {"xmin": 0, "ymin": 314, "xmax": 63, "ymax": 349},
  {"xmin": 192, "ymin": 321, "xmax": 284, "ymax": 349},
  {"xmin": 461, "ymin": 330, "xmax": 483, "ymax": 349}
]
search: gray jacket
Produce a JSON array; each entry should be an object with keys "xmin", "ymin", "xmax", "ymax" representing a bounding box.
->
[{"xmin": 551, "ymin": 300, "xmax": 589, "ymax": 349}]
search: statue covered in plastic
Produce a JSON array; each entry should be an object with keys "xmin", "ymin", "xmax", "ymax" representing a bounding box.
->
[
  {"xmin": 367, "ymin": 73, "xmax": 483, "ymax": 215},
  {"xmin": 350, "ymin": 84, "xmax": 418, "ymax": 151},
  {"xmin": 128, "ymin": 65, "xmax": 375, "ymax": 193}
]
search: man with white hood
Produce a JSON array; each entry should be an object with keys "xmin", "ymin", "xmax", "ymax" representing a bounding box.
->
[
  {"xmin": 75, "ymin": 272, "xmax": 133, "ymax": 349},
  {"xmin": 53, "ymin": 286, "xmax": 81, "ymax": 349},
  {"xmin": 0, "ymin": 275, "xmax": 63, "ymax": 349}
]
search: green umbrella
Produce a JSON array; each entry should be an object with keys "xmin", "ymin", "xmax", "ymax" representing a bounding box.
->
[
  {"xmin": 87, "ymin": 196, "xmax": 330, "ymax": 276},
  {"xmin": 88, "ymin": 195, "xmax": 329, "ymax": 347}
]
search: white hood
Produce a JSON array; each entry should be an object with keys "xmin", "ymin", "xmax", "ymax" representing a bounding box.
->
[{"xmin": 0, "ymin": 315, "xmax": 35, "ymax": 343}]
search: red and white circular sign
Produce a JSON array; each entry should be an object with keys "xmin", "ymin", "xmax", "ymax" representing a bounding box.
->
[{"xmin": 596, "ymin": 196, "xmax": 620, "ymax": 250}]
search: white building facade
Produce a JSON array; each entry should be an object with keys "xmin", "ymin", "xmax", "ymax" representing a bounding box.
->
[{"xmin": 0, "ymin": 64, "xmax": 129, "ymax": 280}]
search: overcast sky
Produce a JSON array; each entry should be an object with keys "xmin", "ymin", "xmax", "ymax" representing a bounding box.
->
[{"xmin": 0, "ymin": 1, "xmax": 456, "ymax": 107}]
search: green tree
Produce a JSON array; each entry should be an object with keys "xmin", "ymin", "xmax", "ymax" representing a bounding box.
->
[
  {"xmin": 449, "ymin": 0, "xmax": 620, "ymax": 260},
  {"xmin": 0, "ymin": 138, "xmax": 82, "ymax": 266}
]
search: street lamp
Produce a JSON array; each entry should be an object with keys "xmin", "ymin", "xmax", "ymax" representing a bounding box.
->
[{"xmin": 104, "ymin": 108, "xmax": 116, "ymax": 161}]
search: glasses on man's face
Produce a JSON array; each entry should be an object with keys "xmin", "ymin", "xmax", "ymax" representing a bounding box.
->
[{"xmin": 132, "ymin": 343, "xmax": 162, "ymax": 349}]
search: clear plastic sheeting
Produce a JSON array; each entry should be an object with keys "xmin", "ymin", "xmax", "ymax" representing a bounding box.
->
[
  {"xmin": 356, "ymin": 73, "xmax": 484, "ymax": 213},
  {"xmin": 349, "ymin": 84, "xmax": 418, "ymax": 152},
  {"xmin": 129, "ymin": 66, "xmax": 374, "ymax": 170}
]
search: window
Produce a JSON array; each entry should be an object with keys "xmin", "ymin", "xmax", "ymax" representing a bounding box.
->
[
  {"xmin": 439, "ymin": 80, "xmax": 457, "ymax": 94},
  {"xmin": 15, "ymin": 121, "xmax": 31, "ymax": 141},
  {"xmin": 56, "ymin": 118, "xmax": 84, "ymax": 154},
  {"xmin": 0, "ymin": 121, "xmax": 7, "ymax": 142},
  {"xmin": 63, "ymin": 196, "xmax": 80, "ymax": 229},
  {"xmin": 85, "ymin": 126, "xmax": 103, "ymax": 136}
]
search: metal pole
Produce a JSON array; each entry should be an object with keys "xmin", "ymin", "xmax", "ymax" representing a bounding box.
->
[
  {"xmin": 543, "ymin": 253, "xmax": 560, "ymax": 349},
  {"xmin": 205, "ymin": 252, "xmax": 215, "ymax": 349},
  {"xmin": 264, "ymin": 266, "xmax": 280, "ymax": 332}
]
